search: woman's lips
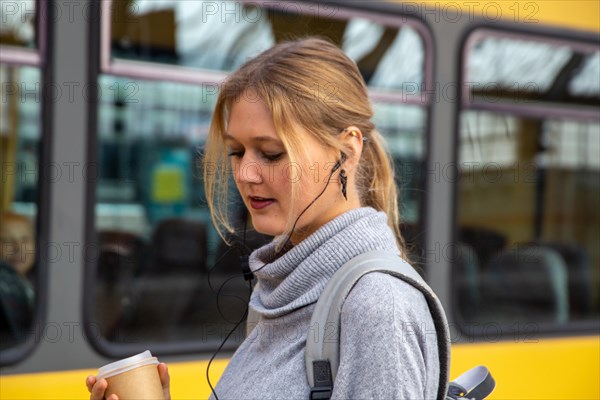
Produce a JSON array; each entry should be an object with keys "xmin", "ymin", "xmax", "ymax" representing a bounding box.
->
[{"xmin": 249, "ymin": 196, "xmax": 275, "ymax": 210}]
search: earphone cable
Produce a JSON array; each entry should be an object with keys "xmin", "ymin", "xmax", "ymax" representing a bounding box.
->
[
  {"xmin": 206, "ymin": 246, "xmax": 250, "ymax": 320},
  {"xmin": 206, "ymin": 279, "xmax": 253, "ymax": 400},
  {"xmin": 251, "ymin": 160, "xmax": 342, "ymax": 275},
  {"xmin": 206, "ymin": 158, "xmax": 343, "ymax": 399}
]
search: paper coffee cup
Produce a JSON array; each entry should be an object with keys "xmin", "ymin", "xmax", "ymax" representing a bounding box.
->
[{"xmin": 97, "ymin": 350, "xmax": 164, "ymax": 400}]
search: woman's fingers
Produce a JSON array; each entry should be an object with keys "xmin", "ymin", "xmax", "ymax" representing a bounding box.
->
[
  {"xmin": 90, "ymin": 378, "xmax": 107, "ymax": 400},
  {"xmin": 158, "ymin": 363, "xmax": 170, "ymax": 387},
  {"xmin": 158, "ymin": 363, "xmax": 171, "ymax": 400},
  {"xmin": 85, "ymin": 375, "xmax": 96, "ymax": 393}
]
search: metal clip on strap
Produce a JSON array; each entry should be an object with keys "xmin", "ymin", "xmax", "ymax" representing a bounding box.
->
[
  {"xmin": 448, "ymin": 366, "xmax": 495, "ymax": 400},
  {"xmin": 310, "ymin": 360, "xmax": 333, "ymax": 400},
  {"xmin": 448, "ymin": 382, "xmax": 468, "ymax": 399}
]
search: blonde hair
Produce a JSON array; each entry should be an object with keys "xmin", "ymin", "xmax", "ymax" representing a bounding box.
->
[
  {"xmin": 0, "ymin": 212, "xmax": 33, "ymax": 232},
  {"xmin": 203, "ymin": 37, "xmax": 406, "ymax": 254}
]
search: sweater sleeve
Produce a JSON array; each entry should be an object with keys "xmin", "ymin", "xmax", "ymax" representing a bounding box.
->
[{"xmin": 331, "ymin": 272, "xmax": 440, "ymax": 400}]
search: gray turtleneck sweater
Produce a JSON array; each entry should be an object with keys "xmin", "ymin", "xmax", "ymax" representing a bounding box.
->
[{"xmin": 211, "ymin": 207, "xmax": 439, "ymax": 400}]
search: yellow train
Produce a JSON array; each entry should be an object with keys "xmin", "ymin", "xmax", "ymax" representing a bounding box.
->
[{"xmin": 1, "ymin": 1, "xmax": 598, "ymax": 399}]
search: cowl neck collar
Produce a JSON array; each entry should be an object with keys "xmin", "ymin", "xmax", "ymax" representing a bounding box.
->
[{"xmin": 248, "ymin": 207, "xmax": 400, "ymax": 318}]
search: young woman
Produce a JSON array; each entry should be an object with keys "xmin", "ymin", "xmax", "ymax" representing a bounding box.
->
[{"xmin": 87, "ymin": 37, "xmax": 440, "ymax": 400}]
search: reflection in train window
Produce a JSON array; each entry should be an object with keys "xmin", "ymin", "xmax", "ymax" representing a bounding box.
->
[
  {"xmin": 374, "ymin": 103, "xmax": 426, "ymax": 267},
  {"xmin": 455, "ymin": 31, "xmax": 599, "ymax": 332},
  {"xmin": 455, "ymin": 113, "xmax": 599, "ymax": 326},
  {"xmin": 455, "ymin": 112, "xmax": 600, "ymax": 323},
  {"xmin": 0, "ymin": 65, "xmax": 40, "ymax": 350},
  {"xmin": 0, "ymin": 0, "xmax": 38, "ymax": 49},
  {"xmin": 90, "ymin": 2, "xmax": 431, "ymax": 352},
  {"xmin": 109, "ymin": 1, "xmax": 425, "ymax": 94},
  {"xmin": 465, "ymin": 33, "xmax": 599, "ymax": 108},
  {"xmin": 91, "ymin": 78, "xmax": 250, "ymax": 345}
]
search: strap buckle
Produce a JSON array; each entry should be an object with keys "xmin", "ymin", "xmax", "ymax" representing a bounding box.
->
[
  {"xmin": 310, "ymin": 386, "xmax": 333, "ymax": 400},
  {"xmin": 310, "ymin": 360, "xmax": 333, "ymax": 400}
]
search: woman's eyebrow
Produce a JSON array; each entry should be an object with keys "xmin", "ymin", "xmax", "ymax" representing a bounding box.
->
[{"xmin": 224, "ymin": 133, "xmax": 281, "ymax": 144}]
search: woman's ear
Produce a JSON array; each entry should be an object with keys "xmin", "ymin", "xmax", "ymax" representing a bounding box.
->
[{"xmin": 340, "ymin": 127, "xmax": 364, "ymax": 170}]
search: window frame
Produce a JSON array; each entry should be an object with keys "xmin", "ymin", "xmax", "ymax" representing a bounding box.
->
[{"xmin": 85, "ymin": 0, "xmax": 435, "ymax": 357}]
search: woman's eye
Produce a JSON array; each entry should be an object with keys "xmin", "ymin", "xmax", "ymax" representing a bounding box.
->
[
  {"xmin": 263, "ymin": 152, "xmax": 284, "ymax": 162},
  {"xmin": 227, "ymin": 150, "xmax": 243, "ymax": 158}
]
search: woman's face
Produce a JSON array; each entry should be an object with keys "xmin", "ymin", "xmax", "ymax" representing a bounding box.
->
[
  {"xmin": 0, "ymin": 219, "xmax": 35, "ymax": 277},
  {"xmin": 226, "ymin": 94, "xmax": 351, "ymax": 243}
]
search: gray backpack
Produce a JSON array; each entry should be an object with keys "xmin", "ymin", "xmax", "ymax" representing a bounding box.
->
[{"xmin": 248, "ymin": 250, "xmax": 495, "ymax": 400}]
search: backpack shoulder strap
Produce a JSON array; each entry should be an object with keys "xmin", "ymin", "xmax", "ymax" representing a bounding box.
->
[{"xmin": 306, "ymin": 250, "xmax": 450, "ymax": 400}]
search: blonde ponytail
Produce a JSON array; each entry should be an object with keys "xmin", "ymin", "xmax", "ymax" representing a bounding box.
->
[{"xmin": 356, "ymin": 129, "xmax": 406, "ymax": 257}]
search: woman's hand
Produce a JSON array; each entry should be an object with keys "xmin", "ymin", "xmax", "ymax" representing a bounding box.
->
[
  {"xmin": 86, "ymin": 362, "xmax": 171, "ymax": 400},
  {"xmin": 158, "ymin": 363, "xmax": 171, "ymax": 400},
  {"xmin": 85, "ymin": 374, "xmax": 112, "ymax": 400}
]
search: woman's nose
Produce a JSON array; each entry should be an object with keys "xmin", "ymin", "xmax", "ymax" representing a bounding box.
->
[{"xmin": 236, "ymin": 158, "xmax": 263, "ymax": 184}]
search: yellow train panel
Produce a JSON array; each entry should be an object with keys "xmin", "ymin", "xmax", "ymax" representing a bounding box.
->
[
  {"xmin": 451, "ymin": 336, "xmax": 600, "ymax": 399},
  {"xmin": 417, "ymin": 0, "xmax": 600, "ymax": 33},
  {"xmin": 0, "ymin": 359, "xmax": 227, "ymax": 400},
  {"xmin": 2, "ymin": 336, "xmax": 598, "ymax": 399}
]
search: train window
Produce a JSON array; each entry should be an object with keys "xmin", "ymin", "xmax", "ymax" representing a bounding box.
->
[
  {"xmin": 373, "ymin": 102, "xmax": 427, "ymax": 258},
  {"xmin": 464, "ymin": 30, "xmax": 599, "ymax": 109},
  {"xmin": 88, "ymin": 1, "xmax": 432, "ymax": 355},
  {"xmin": 455, "ymin": 30, "xmax": 600, "ymax": 335},
  {"xmin": 0, "ymin": 65, "xmax": 41, "ymax": 352},
  {"xmin": 0, "ymin": 0, "xmax": 38, "ymax": 49}
]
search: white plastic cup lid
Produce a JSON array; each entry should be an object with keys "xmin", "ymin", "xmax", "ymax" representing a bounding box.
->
[{"xmin": 97, "ymin": 350, "xmax": 159, "ymax": 380}]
